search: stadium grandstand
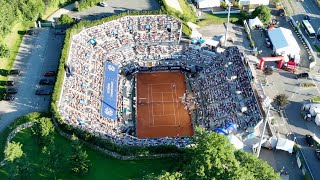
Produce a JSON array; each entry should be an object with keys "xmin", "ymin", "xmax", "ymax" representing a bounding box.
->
[{"xmin": 58, "ymin": 15, "xmax": 263, "ymax": 147}]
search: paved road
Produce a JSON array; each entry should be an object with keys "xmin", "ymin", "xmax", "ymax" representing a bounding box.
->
[
  {"xmin": 68, "ymin": 0, "xmax": 161, "ymax": 21},
  {"xmin": 0, "ymin": 29, "xmax": 64, "ymax": 132},
  {"xmin": 282, "ymin": 0, "xmax": 320, "ymax": 50}
]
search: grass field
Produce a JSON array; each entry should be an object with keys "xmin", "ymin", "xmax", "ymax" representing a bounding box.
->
[
  {"xmin": 197, "ymin": 12, "xmax": 241, "ymax": 26},
  {"xmin": 0, "ymin": 128, "xmax": 175, "ymax": 179},
  {"xmin": 0, "ymin": 21, "xmax": 31, "ymax": 97}
]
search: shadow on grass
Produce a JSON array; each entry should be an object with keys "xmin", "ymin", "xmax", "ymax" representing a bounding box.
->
[
  {"xmin": 17, "ymin": 30, "xmax": 26, "ymax": 35},
  {"xmin": 0, "ymin": 86, "xmax": 4, "ymax": 100},
  {"xmin": 0, "ymin": 69, "xmax": 9, "ymax": 76}
]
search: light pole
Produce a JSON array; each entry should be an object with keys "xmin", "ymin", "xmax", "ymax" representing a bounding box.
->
[
  {"xmin": 224, "ymin": 3, "xmax": 231, "ymax": 47},
  {"xmin": 256, "ymin": 101, "xmax": 272, "ymax": 158}
]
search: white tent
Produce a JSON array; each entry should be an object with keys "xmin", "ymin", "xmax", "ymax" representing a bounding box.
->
[
  {"xmin": 227, "ymin": 134, "xmax": 244, "ymax": 149},
  {"xmin": 268, "ymin": 27, "xmax": 300, "ymax": 59},
  {"xmin": 196, "ymin": 0, "xmax": 220, "ymax": 8},
  {"xmin": 205, "ymin": 39, "xmax": 219, "ymax": 47},
  {"xmin": 276, "ymin": 138, "xmax": 295, "ymax": 153},
  {"xmin": 239, "ymin": 0, "xmax": 269, "ymax": 6},
  {"xmin": 248, "ymin": 17, "xmax": 263, "ymax": 29}
]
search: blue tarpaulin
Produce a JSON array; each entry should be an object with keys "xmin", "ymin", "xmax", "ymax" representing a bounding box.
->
[
  {"xmin": 213, "ymin": 128, "xmax": 228, "ymax": 135},
  {"xmin": 101, "ymin": 61, "xmax": 118, "ymax": 120}
]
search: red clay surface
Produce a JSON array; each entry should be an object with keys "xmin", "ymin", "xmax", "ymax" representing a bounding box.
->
[{"xmin": 136, "ymin": 72, "xmax": 194, "ymax": 138}]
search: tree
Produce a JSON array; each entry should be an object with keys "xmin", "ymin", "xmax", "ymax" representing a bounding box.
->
[
  {"xmin": 235, "ymin": 151, "xmax": 279, "ymax": 180},
  {"xmin": 252, "ymin": 5, "xmax": 271, "ymax": 24},
  {"xmin": 273, "ymin": 94, "xmax": 289, "ymax": 109},
  {"xmin": 8, "ymin": 155, "xmax": 32, "ymax": 180},
  {"xmin": 5, "ymin": 141, "xmax": 23, "ymax": 162},
  {"xmin": 57, "ymin": 14, "xmax": 74, "ymax": 25},
  {"xmin": 69, "ymin": 135, "xmax": 91, "ymax": 176},
  {"xmin": 31, "ymin": 117, "xmax": 55, "ymax": 145},
  {"xmin": 41, "ymin": 140, "xmax": 64, "ymax": 179},
  {"xmin": 0, "ymin": 43, "xmax": 10, "ymax": 58},
  {"xmin": 144, "ymin": 129, "xmax": 280, "ymax": 180},
  {"xmin": 74, "ymin": 1, "xmax": 80, "ymax": 11},
  {"xmin": 182, "ymin": 129, "xmax": 246, "ymax": 180}
]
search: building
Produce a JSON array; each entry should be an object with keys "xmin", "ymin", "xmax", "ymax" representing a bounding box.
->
[
  {"xmin": 196, "ymin": 0, "xmax": 221, "ymax": 8},
  {"xmin": 268, "ymin": 27, "xmax": 300, "ymax": 63}
]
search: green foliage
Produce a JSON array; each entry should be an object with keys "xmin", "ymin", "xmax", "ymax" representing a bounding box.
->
[
  {"xmin": 232, "ymin": 1, "xmax": 239, "ymax": 8},
  {"xmin": 252, "ymin": 5, "xmax": 271, "ymax": 24},
  {"xmin": 69, "ymin": 135, "xmax": 91, "ymax": 175},
  {"xmin": 239, "ymin": 10, "xmax": 249, "ymax": 21},
  {"xmin": 78, "ymin": 0, "xmax": 101, "ymax": 11},
  {"xmin": 182, "ymin": 129, "xmax": 243, "ymax": 179},
  {"xmin": 234, "ymin": 151, "xmax": 280, "ymax": 180},
  {"xmin": 8, "ymin": 155, "xmax": 32, "ymax": 180},
  {"xmin": 310, "ymin": 96, "xmax": 320, "ymax": 102},
  {"xmin": 41, "ymin": 140, "xmax": 64, "ymax": 179},
  {"xmin": 31, "ymin": 117, "xmax": 55, "ymax": 145},
  {"xmin": 74, "ymin": 1, "xmax": 79, "ymax": 11},
  {"xmin": 0, "ymin": 43, "xmax": 10, "ymax": 57},
  {"xmin": 146, "ymin": 129, "xmax": 280, "ymax": 180},
  {"xmin": 57, "ymin": 14, "xmax": 74, "ymax": 25},
  {"xmin": 300, "ymin": 82, "xmax": 316, "ymax": 87},
  {"xmin": 197, "ymin": 13, "xmax": 241, "ymax": 26},
  {"xmin": 220, "ymin": 1, "xmax": 227, "ymax": 8},
  {"xmin": 5, "ymin": 141, "xmax": 23, "ymax": 162},
  {"xmin": 0, "ymin": 112, "xmax": 48, "ymax": 161},
  {"xmin": 273, "ymin": 94, "xmax": 289, "ymax": 109}
]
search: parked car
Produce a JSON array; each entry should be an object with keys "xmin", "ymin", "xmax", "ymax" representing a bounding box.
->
[
  {"xmin": 99, "ymin": 2, "xmax": 108, "ymax": 7},
  {"xmin": 316, "ymin": 149, "xmax": 320, "ymax": 159},
  {"xmin": 4, "ymin": 81, "xmax": 14, "ymax": 86},
  {"xmin": 5, "ymin": 88, "xmax": 18, "ymax": 94},
  {"xmin": 35, "ymin": 89, "xmax": 52, "ymax": 95},
  {"xmin": 8, "ymin": 69, "xmax": 21, "ymax": 76},
  {"xmin": 304, "ymin": 15, "xmax": 311, "ymax": 21},
  {"xmin": 279, "ymin": 9, "xmax": 285, "ymax": 16},
  {"xmin": 72, "ymin": 17, "xmax": 81, "ymax": 23},
  {"xmin": 43, "ymin": 71, "xmax": 56, "ymax": 77},
  {"xmin": 306, "ymin": 134, "xmax": 315, "ymax": 147},
  {"xmin": 3, "ymin": 94, "xmax": 15, "ymax": 101},
  {"xmin": 296, "ymin": 72, "xmax": 309, "ymax": 79},
  {"xmin": 39, "ymin": 79, "xmax": 54, "ymax": 85}
]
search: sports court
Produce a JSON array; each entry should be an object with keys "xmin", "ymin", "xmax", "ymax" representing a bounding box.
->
[{"xmin": 136, "ymin": 72, "xmax": 193, "ymax": 138}]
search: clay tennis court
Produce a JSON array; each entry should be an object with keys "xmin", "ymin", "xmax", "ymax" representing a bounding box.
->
[{"xmin": 136, "ymin": 71, "xmax": 194, "ymax": 138}]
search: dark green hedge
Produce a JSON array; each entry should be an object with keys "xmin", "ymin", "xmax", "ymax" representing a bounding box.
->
[{"xmin": 51, "ymin": 10, "xmax": 187, "ymax": 156}]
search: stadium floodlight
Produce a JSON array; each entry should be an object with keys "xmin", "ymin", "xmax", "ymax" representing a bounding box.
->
[
  {"xmin": 256, "ymin": 97, "xmax": 272, "ymax": 158},
  {"xmin": 224, "ymin": 2, "xmax": 232, "ymax": 47}
]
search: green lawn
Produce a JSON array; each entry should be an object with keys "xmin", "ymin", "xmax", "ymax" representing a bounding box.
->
[
  {"xmin": 197, "ymin": 12, "xmax": 240, "ymax": 26},
  {"xmin": 0, "ymin": 21, "xmax": 31, "ymax": 98},
  {"xmin": 310, "ymin": 96, "xmax": 320, "ymax": 102},
  {"xmin": 0, "ymin": 128, "xmax": 175, "ymax": 179}
]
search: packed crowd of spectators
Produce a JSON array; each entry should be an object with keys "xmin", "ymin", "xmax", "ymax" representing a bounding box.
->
[
  {"xmin": 189, "ymin": 47, "xmax": 262, "ymax": 130},
  {"xmin": 58, "ymin": 15, "xmax": 261, "ymax": 147}
]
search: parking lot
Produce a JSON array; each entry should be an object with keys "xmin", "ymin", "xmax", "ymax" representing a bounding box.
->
[
  {"xmin": 68, "ymin": 0, "xmax": 161, "ymax": 21},
  {"xmin": 0, "ymin": 29, "xmax": 64, "ymax": 132}
]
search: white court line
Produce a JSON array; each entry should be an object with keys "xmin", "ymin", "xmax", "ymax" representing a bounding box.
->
[
  {"xmin": 150, "ymin": 84, "xmax": 155, "ymax": 126},
  {"xmin": 172, "ymin": 83, "xmax": 178, "ymax": 125},
  {"xmin": 152, "ymin": 114, "xmax": 176, "ymax": 116},
  {"xmin": 162, "ymin": 92, "xmax": 164, "ymax": 115}
]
